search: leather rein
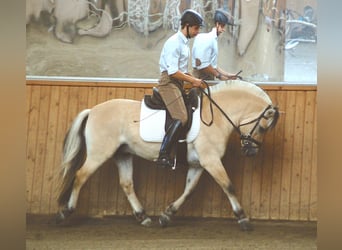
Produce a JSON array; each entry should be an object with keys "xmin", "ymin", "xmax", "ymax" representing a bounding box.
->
[{"xmin": 198, "ymin": 81, "xmax": 273, "ymax": 146}]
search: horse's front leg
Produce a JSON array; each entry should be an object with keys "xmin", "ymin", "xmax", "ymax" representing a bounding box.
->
[
  {"xmin": 115, "ymin": 154, "xmax": 152, "ymax": 227},
  {"xmin": 159, "ymin": 166, "xmax": 204, "ymax": 227},
  {"xmin": 202, "ymin": 158, "xmax": 253, "ymax": 231}
]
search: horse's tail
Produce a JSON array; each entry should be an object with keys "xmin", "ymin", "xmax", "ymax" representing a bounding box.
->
[{"xmin": 57, "ymin": 109, "xmax": 90, "ymax": 207}]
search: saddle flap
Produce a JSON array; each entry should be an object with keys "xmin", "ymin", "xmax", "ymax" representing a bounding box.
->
[{"xmin": 144, "ymin": 87, "xmax": 166, "ymax": 110}]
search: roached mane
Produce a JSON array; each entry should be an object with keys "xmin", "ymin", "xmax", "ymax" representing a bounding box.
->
[{"xmin": 208, "ymin": 80, "xmax": 272, "ymax": 104}]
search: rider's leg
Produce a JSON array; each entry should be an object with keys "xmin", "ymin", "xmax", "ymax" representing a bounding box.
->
[{"xmin": 156, "ymin": 119, "xmax": 182, "ymax": 168}]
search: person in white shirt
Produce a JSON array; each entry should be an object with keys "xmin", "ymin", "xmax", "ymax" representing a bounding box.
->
[
  {"xmin": 192, "ymin": 9, "xmax": 238, "ymax": 81},
  {"xmin": 156, "ymin": 9, "xmax": 204, "ymax": 169}
]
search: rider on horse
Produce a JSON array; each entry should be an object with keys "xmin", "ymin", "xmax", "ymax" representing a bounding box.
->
[{"xmin": 156, "ymin": 9, "xmax": 204, "ymax": 169}]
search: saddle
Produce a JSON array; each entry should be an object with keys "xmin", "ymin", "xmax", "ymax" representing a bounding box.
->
[
  {"xmin": 144, "ymin": 87, "xmax": 199, "ymax": 133},
  {"xmin": 143, "ymin": 87, "xmax": 199, "ymax": 166}
]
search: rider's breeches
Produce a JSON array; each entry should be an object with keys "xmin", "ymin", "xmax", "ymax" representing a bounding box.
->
[{"xmin": 157, "ymin": 72, "xmax": 188, "ymax": 126}]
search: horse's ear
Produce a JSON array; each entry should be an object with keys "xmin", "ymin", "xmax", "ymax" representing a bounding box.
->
[{"xmin": 265, "ymin": 108, "xmax": 276, "ymax": 118}]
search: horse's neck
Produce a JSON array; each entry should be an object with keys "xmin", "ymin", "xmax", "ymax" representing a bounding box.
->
[{"xmin": 210, "ymin": 89, "xmax": 269, "ymax": 123}]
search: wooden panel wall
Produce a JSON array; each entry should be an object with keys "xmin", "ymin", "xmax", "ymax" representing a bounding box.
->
[{"xmin": 26, "ymin": 80, "xmax": 317, "ymax": 221}]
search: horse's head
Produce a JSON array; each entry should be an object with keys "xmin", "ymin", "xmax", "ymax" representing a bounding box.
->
[
  {"xmin": 238, "ymin": 105, "xmax": 279, "ymax": 156},
  {"xmin": 202, "ymin": 80, "xmax": 280, "ymax": 157}
]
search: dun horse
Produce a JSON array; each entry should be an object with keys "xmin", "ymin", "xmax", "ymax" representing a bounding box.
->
[{"xmin": 55, "ymin": 80, "xmax": 279, "ymax": 231}]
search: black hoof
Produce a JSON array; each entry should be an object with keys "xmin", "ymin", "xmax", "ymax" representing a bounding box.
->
[
  {"xmin": 141, "ymin": 217, "xmax": 152, "ymax": 227},
  {"xmin": 238, "ymin": 218, "xmax": 253, "ymax": 231},
  {"xmin": 55, "ymin": 207, "xmax": 74, "ymax": 224},
  {"xmin": 55, "ymin": 211, "xmax": 66, "ymax": 224},
  {"xmin": 159, "ymin": 213, "xmax": 170, "ymax": 228},
  {"xmin": 134, "ymin": 210, "xmax": 152, "ymax": 227}
]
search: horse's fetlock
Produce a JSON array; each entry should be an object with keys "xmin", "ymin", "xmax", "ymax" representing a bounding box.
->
[
  {"xmin": 237, "ymin": 217, "xmax": 249, "ymax": 224},
  {"xmin": 233, "ymin": 209, "xmax": 246, "ymax": 220},
  {"xmin": 166, "ymin": 204, "xmax": 177, "ymax": 216},
  {"xmin": 134, "ymin": 209, "xmax": 146, "ymax": 222}
]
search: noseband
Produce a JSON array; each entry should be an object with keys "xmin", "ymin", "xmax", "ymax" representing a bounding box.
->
[
  {"xmin": 238, "ymin": 105, "xmax": 273, "ymax": 147},
  {"xmin": 199, "ymin": 82, "xmax": 273, "ymax": 148}
]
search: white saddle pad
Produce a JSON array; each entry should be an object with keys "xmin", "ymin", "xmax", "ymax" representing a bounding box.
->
[{"xmin": 139, "ymin": 98, "xmax": 201, "ymax": 143}]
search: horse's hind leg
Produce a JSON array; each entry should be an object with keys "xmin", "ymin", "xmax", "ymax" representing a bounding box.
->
[
  {"xmin": 56, "ymin": 158, "xmax": 103, "ymax": 223},
  {"xmin": 114, "ymin": 154, "xmax": 152, "ymax": 226},
  {"xmin": 159, "ymin": 166, "xmax": 204, "ymax": 227}
]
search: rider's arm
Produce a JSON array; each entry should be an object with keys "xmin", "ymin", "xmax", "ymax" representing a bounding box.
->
[{"xmin": 170, "ymin": 71, "xmax": 203, "ymax": 88}]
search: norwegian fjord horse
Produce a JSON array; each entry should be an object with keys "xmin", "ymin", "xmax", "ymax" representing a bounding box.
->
[{"xmin": 55, "ymin": 80, "xmax": 279, "ymax": 231}]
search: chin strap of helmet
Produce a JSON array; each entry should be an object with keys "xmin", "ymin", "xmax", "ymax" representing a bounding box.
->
[{"xmin": 186, "ymin": 25, "xmax": 190, "ymax": 39}]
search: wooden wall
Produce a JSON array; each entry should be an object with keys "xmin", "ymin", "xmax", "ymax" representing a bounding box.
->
[{"xmin": 26, "ymin": 79, "xmax": 317, "ymax": 221}]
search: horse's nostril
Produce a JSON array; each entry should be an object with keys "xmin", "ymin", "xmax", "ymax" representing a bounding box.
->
[{"xmin": 242, "ymin": 146, "xmax": 259, "ymax": 157}]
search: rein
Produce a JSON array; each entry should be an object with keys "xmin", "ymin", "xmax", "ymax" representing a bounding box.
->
[
  {"xmin": 199, "ymin": 81, "xmax": 240, "ymax": 133},
  {"xmin": 199, "ymin": 81, "xmax": 272, "ymax": 145}
]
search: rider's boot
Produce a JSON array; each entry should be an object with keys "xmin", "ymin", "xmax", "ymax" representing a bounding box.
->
[{"xmin": 156, "ymin": 119, "xmax": 183, "ymax": 168}]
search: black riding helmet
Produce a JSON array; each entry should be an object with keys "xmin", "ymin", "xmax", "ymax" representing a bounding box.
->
[
  {"xmin": 181, "ymin": 9, "xmax": 204, "ymax": 27},
  {"xmin": 214, "ymin": 9, "xmax": 234, "ymax": 25}
]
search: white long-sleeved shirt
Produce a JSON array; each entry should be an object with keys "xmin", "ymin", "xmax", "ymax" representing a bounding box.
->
[
  {"xmin": 192, "ymin": 28, "xmax": 218, "ymax": 70},
  {"xmin": 159, "ymin": 31, "xmax": 190, "ymax": 75}
]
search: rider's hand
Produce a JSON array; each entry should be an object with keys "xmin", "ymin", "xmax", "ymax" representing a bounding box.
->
[
  {"xmin": 219, "ymin": 75, "xmax": 230, "ymax": 81},
  {"xmin": 228, "ymin": 75, "xmax": 238, "ymax": 80},
  {"xmin": 192, "ymin": 78, "xmax": 203, "ymax": 88}
]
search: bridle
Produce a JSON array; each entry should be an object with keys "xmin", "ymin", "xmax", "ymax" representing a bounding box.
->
[
  {"xmin": 238, "ymin": 105, "xmax": 273, "ymax": 148},
  {"xmin": 199, "ymin": 81, "xmax": 274, "ymax": 148}
]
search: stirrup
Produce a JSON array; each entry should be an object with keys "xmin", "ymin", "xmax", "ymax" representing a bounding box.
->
[{"xmin": 156, "ymin": 156, "xmax": 176, "ymax": 170}]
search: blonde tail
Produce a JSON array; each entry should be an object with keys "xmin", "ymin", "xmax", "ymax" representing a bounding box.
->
[{"xmin": 57, "ymin": 109, "xmax": 90, "ymax": 206}]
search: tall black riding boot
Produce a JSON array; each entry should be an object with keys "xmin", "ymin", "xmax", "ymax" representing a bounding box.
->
[{"xmin": 156, "ymin": 119, "xmax": 183, "ymax": 168}]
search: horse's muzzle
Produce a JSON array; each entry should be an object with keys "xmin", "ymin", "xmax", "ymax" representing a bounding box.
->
[
  {"xmin": 241, "ymin": 143, "xmax": 259, "ymax": 157},
  {"xmin": 240, "ymin": 135, "xmax": 261, "ymax": 157}
]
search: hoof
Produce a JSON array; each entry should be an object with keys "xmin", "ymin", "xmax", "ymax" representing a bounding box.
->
[
  {"xmin": 238, "ymin": 218, "xmax": 253, "ymax": 231},
  {"xmin": 134, "ymin": 210, "xmax": 151, "ymax": 226},
  {"xmin": 140, "ymin": 217, "xmax": 152, "ymax": 227},
  {"xmin": 55, "ymin": 211, "xmax": 66, "ymax": 224},
  {"xmin": 55, "ymin": 207, "xmax": 74, "ymax": 224},
  {"xmin": 159, "ymin": 213, "xmax": 170, "ymax": 228}
]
